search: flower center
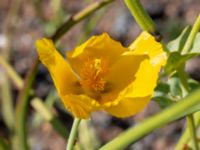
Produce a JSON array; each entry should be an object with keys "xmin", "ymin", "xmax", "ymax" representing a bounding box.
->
[{"xmin": 80, "ymin": 57, "xmax": 109, "ymax": 92}]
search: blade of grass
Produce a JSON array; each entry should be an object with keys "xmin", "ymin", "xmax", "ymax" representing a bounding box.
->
[
  {"xmin": 124, "ymin": 0, "xmax": 157, "ymax": 35},
  {"xmin": 176, "ymin": 111, "xmax": 200, "ymax": 150},
  {"xmin": 0, "ymin": 55, "xmax": 23, "ymax": 89},
  {"xmin": 0, "ymin": 75, "xmax": 15, "ymax": 131}
]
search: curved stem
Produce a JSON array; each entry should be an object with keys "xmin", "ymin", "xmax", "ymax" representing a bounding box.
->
[
  {"xmin": 52, "ymin": 0, "xmax": 115, "ymax": 42},
  {"xmin": 176, "ymin": 15, "xmax": 200, "ymax": 150},
  {"xmin": 176, "ymin": 111, "xmax": 200, "ymax": 150},
  {"xmin": 182, "ymin": 15, "xmax": 200, "ymax": 54},
  {"xmin": 187, "ymin": 115, "xmax": 199, "ymax": 150},
  {"xmin": 124, "ymin": 0, "xmax": 157, "ymax": 34},
  {"xmin": 0, "ymin": 55, "xmax": 23, "ymax": 89},
  {"xmin": 178, "ymin": 65, "xmax": 199, "ymax": 150},
  {"xmin": 67, "ymin": 118, "xmax": 81, "ymax": 150}
]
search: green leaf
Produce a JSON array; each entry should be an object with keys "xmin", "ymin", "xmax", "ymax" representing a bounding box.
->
[
  {"xmin": 153, "ymin": 82, "xmax": 176, "ymax": 109},
  {"xmin": 154, "ymin": 82, "xmax": 170, "ymax": 97},
  {"xmin": 153, "ymin": 96, "xmax": 175, "ymax": 109},
  {"xmin": 167, "ymin": 26, "xmax": 191, "ymax": 52},
  {"xmin": 164, "ymin": 52, "xmax": 198, "ymax": 74},
  {"xmin": 168, "ymin": 75, "xmax": 182, "ymax": 98},
  {"xmin": 188, "ymin": 79, "xmax": 200, "ymax": 91}
]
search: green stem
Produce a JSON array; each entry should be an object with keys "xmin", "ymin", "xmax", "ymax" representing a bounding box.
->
[
  {"xmin": 176, "ymin": 15, "xmax": 200, "ymax": 150},
  {"xmin": 124, "ymin": 0, "xmax": 157, "ymax": 34},
  {"xmin": 16, "ymin": 59, "xmax": 39, "ymax": 150},
  {"xmin": 177, "ymin": 65, "xmax": 199, "ymax": 150},
  {"xmin": 67, "ymin": 118, "xmax": 81, "ymax": 150},
  {"xmin": 0, "ymin": 55, "xmax": 23, "ymax": 89},
  {"xmin": 187, "ymin": 115, "xmax": 199, "ymax": 150},
  {"xmin": 0, "ymin": 75, "xmax": 15, "ymax": 131},
  {"xmin": 52, "ymin": 0, "xmax": 115, "ymax": 42},
  {"xmin": 100, "ymin": 88, "xmax": 200, "ymax": 150},
  {"xmin": 176, "ymin": 111, "xmax": 200, "ymax": 150},
  {"xmin": 182, "ymin": 15, "xmax": 200, "ymax": 54}
]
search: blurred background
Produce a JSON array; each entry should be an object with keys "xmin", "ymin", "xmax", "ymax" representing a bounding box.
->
[{"xmin": 0, "ymin": 0, "xmax": 199, "ymax": 149}]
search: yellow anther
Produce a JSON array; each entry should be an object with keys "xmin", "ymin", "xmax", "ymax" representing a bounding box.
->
[{"xmin": 80, "ymin": 57, "xmax": 109, "ymax": 92}]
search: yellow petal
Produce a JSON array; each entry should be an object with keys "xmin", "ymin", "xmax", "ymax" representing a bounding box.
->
[
  {"xmin": 104, "ymin": 59, "xmax": 161, "ymax": 117},
  {"xmin": 122, "ymin": 31, "xmax": 167, "ymax": 97},
  {"xmin": 100, "ymin": 55, "xmax": 148, "ymax": 104},
  {"xmin": 62, "ymin": 94, "xmax": 99, "ymax": 119},
  {"xmin": 35, "ymin": 38, "xmax": 79, "ymax": 96},
  {"xmin": 128, "ymin": 31, "xmax": 167, "ymax": 66},
  {"xmin": 105, "ymin": 96, "xmax": 150, "ymax": 118},
  {"xmin": 104, "ymin": 32, "xmax": 166, "ymax": 117},
  {"xmin": 67, "ymin": 33, "xmax": 127, "ymax": 75}
]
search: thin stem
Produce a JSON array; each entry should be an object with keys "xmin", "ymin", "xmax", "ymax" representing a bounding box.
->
[
  {"xmin": 16, "ymin": 59, "xmax": 39, "ymax": 150},
  {"xmin": 182, "ymin": 15, "xmax": 200, "ymax": 54},
  {"xmin": 187, "ymin": 115, "xmax": 199, "ymax": 150},
  {"xmin": 100, "ymin": 88, "xmax": 200, "ymax": 150},
  {"xmin": 124, "ymin": 0, "xmax": 157, "ymax": 34},
  {"xmin": 0, "ymin": 75, "xmax": 15, "ymax": 131},
  {"xmin": 176, "ymin": 111, "xmax": 200, "ymax": 150},
  {"xmin": 176, "ymin": 15, "xmax": 200, "ymax": 150},
  {"xmin": 178, "ymin": 65, "xmax": 199, "ymax": 150},
  {"xmin": 67, "ymin": 118, "xmax": 81, "ymax": 150},
  {"xmin": 0, "ymin": 55, "xmax": 23, "ymax": 89},
  {"xmin": 52, "ymin": 0, "xmax": 115, "ymax": 42}
]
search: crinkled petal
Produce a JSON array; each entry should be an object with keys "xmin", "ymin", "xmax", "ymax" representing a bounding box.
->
[
  {"xmin": 104, "ymin": 59, "xmax": 161, "ymax": 117},
  {"xmin": 128, "ymin": 31, "xmax": 167, "ymax": 66},
  {"xmin": 62, "ymin": 94, "xmax": 99, "ymax": 119},
  {"xmin": 122, "ymin": 31, "xmax": 167, "ymax": 97},
  {"xmin": 103, "ymin": 32, "xmax": 166, "ymax": 117},
  {"xmin": 67, "ymin": 33, "xmax": 127, "ymax": 75},
  {"xmin": 100, "ymin": 55, "xmax": 148, "ymax": 104},
  {"xmin": 36, "ymin": 38, "xmax": 79, "ymax": 96},
  {"xmin": 105, "ymin": 96, "xmax": 150, "ymax": 118}
]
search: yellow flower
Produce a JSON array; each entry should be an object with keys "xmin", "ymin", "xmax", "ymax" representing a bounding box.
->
[{"xmin": 36, "ymin": 32, "xmax": 166, "ymax": 119}]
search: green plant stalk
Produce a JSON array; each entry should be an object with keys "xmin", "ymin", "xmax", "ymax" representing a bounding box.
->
[
  {"xmin": 0, "ymin": 75, "xmax": 15, "ymax": 131},
  {"xmin": 175, "ymin": 15, "xmax": 200, "ymax": 150},
  {"xmin": 31, "ymin": 98, "xmax": 68, "ymax": 139},
  {"xmin": 15, "ymin": 59, "xmax": 39, "ymax": 150},
  {"xmin": 52, "ymin": 0, "xmax": 115, "ymax": 42},
  {"xmin": 79, "ymin": 120, "xmax": 100, "ymax": 150},
  {"xmin": 1, "ymin": 0, "xmax": 22, "ymax": 142},
  {"xmin": 182, "ymin": 15, "xmax": 200, "ymax": 54},
  {"xmin": 67, "ymin": 118, "xmax": 81, "ymax": 150},
  {"xmin": 100, "ymin": 88, "xmax": 200, "ymax": 150},
  {"xmin": 15, "ymin": 1, "xmax": 115, "ymax": 149},
  {"xmin": 0, "ymin": 55, "xmax": 23, "ymax": 89},
  {"xmin": 187, "ymin": 114, "xmax": 199, "ymax": 150},
  {"xmin": 178, "ymin": 66, "xmax": 199, "ymax": 150},
  {"xmin": 124, "ymin": 0, "xmax": 157, "ymax": 34},
  {"xmin": 78, "ymin": 8, "xmax": 105, "ymax": 44},
  {"xmin": 176, "ymin": 111, "xmax": 200, "ymax": 150}
]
